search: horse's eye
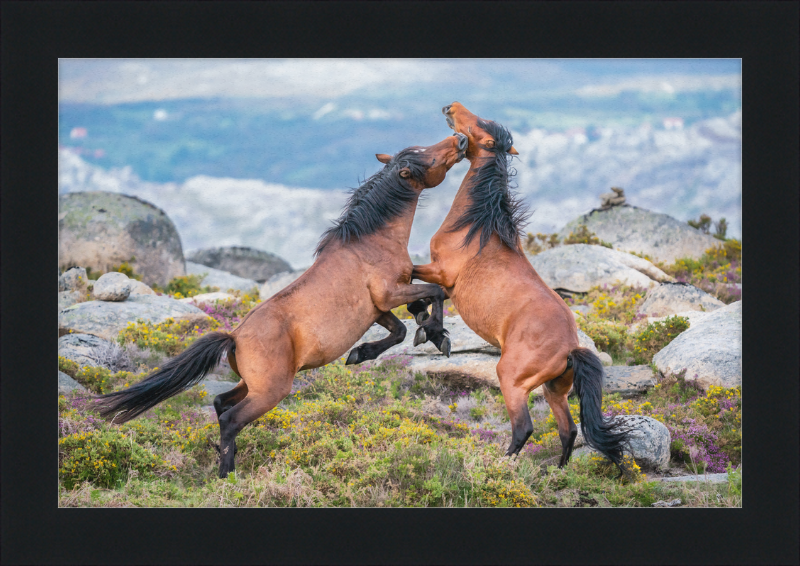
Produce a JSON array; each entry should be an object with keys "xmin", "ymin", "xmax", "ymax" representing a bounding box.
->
[
  {"xmin": 399, "ymin": 169, "xmax": 411, "ymax": 179},
  {"xmin": 485, "ymin": 139, "xmax": 495, "ymax": 149}
]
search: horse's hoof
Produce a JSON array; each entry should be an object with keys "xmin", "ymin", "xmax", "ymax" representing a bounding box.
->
[
  {"xmin": 345, "ymin": 348, "xmax": 360, "ymax": 365},
  {"xmin": 440, "ymin": 337, "xmax": 451, "ymax": 358},
  {"xmin": 415, "ymin": 311, "xmax": 429, "ymax": 325},
  {"xmin": 413, "ymin": 326, "xmax": 427, "ymax": 347}
]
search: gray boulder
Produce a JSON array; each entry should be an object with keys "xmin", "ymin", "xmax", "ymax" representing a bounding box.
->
[
  {"xmin": 59, "ymin": 290, "xmax": 84, "ymax": 310},
  {"xmin": 558, "ymin": 205, "xmax": 721, "ymax": 264},
  {"xmin": 59, "ymin": 294, "xmax": 212, "ymax": 342},
  {"xmin": 92, "ymin": 272, "xmax": 132, "ymax": 302},
  {"xmin": 59, "ymin": 370, "xmax": 87, "ymax": 396},
  {"xmin": 604, "ymin": 365, "xmax": 656, "ymax": 397},
  {"xmin": 187, "ymin": 246, "xmax": 291, "ymax": 283},
  {"xmin": 576, "ymin": 415, "xmax": 671, "ymax": 470},
  {"xmin": 128, "ymin": 279, "xmax": 156, "ymax": 296},
  {"xmin": 186, "ymin": 261, "xmax": 259, "ymax": 294},
  {"xmin": 638, "ymin": 282, "xmax": 724, "ymax": 317},
  {"xmin": 58, "ymin": 266, "xmax": 89, "ymax": 292},
  {"xmin": 260, "ymin": 270, "xmax": 307, "ymax": 301},
  {"xmin": 58, "ymin": 191, "xmax": 185, "ymax": 287},
  {"xmin": 527, "ymin": 244, "xmax": 673, "ymax": 293},
  {"xmin": 597, "ymin": 352, "xmax": 613, "ymax": 367},
  {"xmin": 653, "ymin": 301, "xmax": 742, "ymax": 390}
]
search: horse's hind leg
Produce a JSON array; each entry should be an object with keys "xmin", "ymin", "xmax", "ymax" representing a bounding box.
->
[
  {"xmin": 346, "ymin": 311, "xmax": 407, "ymax": 365},
  {"xmin": 542, "ymin": 372, "xmax": 578, "ymax": 468},
  {"xmin": 213, "ymin": 379, "xmax": 248, "ymax": 419},
  {"xmin": 217, "ymin": 382, "xmax": 292, "ymax": 478},
  {"xmin": 497, "ymin": 379, "xmax": 534, "ymax": 457}
]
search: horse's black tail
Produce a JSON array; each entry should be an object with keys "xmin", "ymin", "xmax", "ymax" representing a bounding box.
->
[
  {"xmin": 94, "ymin": 331, "xmax": 235, "ymax": 424},
  {"xmin": 570, "ymin": 347, "xmax": 632, "ymax": 474}
]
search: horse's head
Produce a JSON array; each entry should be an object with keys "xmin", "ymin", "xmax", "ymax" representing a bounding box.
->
[
  {"xmin": 375, "ymin": 132, "xmax": 468, "ymax": 190},
  {"xmin": 442, "ymin": 102, "xmax": 518, "ymax": 159}
]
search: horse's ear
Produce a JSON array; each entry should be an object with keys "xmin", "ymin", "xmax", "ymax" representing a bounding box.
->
[
  {"xmin": 508, "ymin": 146, "xmax": 519, "ymax": 155},
  {"xmin": 376, "ymin": 154, "xmax": 392, "ymax": 164}
]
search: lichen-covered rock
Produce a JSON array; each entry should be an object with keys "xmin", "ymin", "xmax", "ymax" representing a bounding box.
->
[
  {"xmin": 260, "ymin": 270, "xmax": 307, "ymax": 301},
  {"xmin": 92, "ymin": 272, "xmax": 132, "ymax": 301},
  {"xmin": 58, "ymin": 333, "xmax": 111, "ymax": 368},
  {"xmin": 527, "ymin": 244, "xmax": 673, "ymax": 293},
  {"xmin": 653, "ymin": 301, "xmax": 742, "ymax": 390},
  {"xmin": 576, "ymin": 415, "xmax": 671, "ymax": 470},
  {"xmin": 59, "ymin": 290, "xmax": 84, "ymax": 310},
  {"xmin": 638, "ymin": 282, "xmax": 724, "ymax": 317},
  {"xmin": 59, "ymin": 370, "xmax": 87, "ymax": 396},
  {"xmin": 187, "ymin": 246, "xmax": 292, "ymax": 283},
  {"xmin": 59, "ymin": 294, "xmax": 212, "ymax": 342},
  {"xmin": 58, "ymin": 266, "xmax": 89, "ymax": 292},
  {"xmin": 128, "ymin": 279, "xmax": 156, "ymax": 296},
  {"xmin": 558, "ymin": 205, "xmax": 721, "ymax": 264},
  {"xmin": 597, "ymin": 352, "xmax": 613, "ymax": 367},
  {"xmin": 58, "ymin": 191, "xmax": 185, "ymax": 287},
  {"xmin": 604, "ymin": 365, "xmax": 656, "ymax": 397},
  {"xmin": 186, "ymin": 261, "xmax": 259, "ymax": 294}
]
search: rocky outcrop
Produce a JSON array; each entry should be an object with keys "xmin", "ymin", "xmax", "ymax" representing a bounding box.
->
[
  {"xmin": 59, "ymin": 294, "xmax": 212, "ymax": 342},
  {"xmin": 59, "ymin": 333, "xmax": 111, "ymax": 368},
  {"xmin": 637, "ymin": 282, "xmax": 724, "ymax": 317},
  {"xmin": 527, "ymin": 244, "xmax": 673, "ymax": 293},
  {"xmin": 186, "ymin": 261, "xmax": 259, "ymax": 294},
  {"xmin": 59, "ymin": 291, "xmax": 84, "ymax": 310},
  {"xmin": 599, "ymin": 187, "xmax": 626, "ymax": 209},
  {"xmin": 260, "ymin": 270, "xmax": 307, "ymax": 301},
  {"xmin": 653, "ymin": 301, "xmax": 741, "ymax": 390},
  {"xmin": 92, "ymin": 272, "xmax": 132, "ymax": 302},
  {"xmin": 59, "ymin": 370, "xmax": 87, "ymax": 396},
  {"xmin": 58, "ymin": 191, "xmax": 185, "ymax": 287},
  {"xmin": 558, "ymin": 206, "xmax": 721, "ymax": 264},
  {"xmin": 575, "ymin": 415, "xmax": 671, "ymax": 470},
  {"xmin": 187, "ymin": 246, "xmax": 291, "ymax": 283}
]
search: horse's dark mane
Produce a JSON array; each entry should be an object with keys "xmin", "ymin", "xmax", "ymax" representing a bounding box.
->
[
  {"xmin": 315, "ymin": 149, "xmax": 429, "ymax": 256},
  {"xmin": 448, "ymin": 118, "xmax": 530, "ymax": 254}
]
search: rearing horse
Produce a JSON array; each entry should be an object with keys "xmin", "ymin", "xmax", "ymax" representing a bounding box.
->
[
  {"xmin": 409, "ymin": 103, "xmax": 630, "ymax": 471},
  {"xmin": 95, "ymin": 132, "xmax": 468, "ymax": 478}
]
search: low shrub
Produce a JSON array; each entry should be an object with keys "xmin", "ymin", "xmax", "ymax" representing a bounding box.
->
[
  {"xmin": 632, "ymin": 315, "xmax": 690, "ymax": 364},
  {"xmin": 576, "ymin": 318, "xmax": 632, "ymax": 360},
  {"xmin": 524, "ymin": 232, "xmax": 561, "ymax": 255},
  {"xmin": 563, "ymin": 225, "xmax": 612, "ymax": 248},
  {"xmin": 116, "ymin": 317, "xmax": 221, "ymax": 356},
  {"xmin": 58, "ymin": 428, "xmax": 172, "ymax": 489},
  {"xmin": 59, "ymin": 356, "xmax": 79, "ymax": 378}
]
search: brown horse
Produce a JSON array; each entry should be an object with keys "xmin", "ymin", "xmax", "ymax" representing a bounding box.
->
[
  {"xmin": 408, "ymin": 102, "xmax": 631, "ymax": 471},
  {"xmin": 95, "ymin": 132, "xmax": 468, "ymax": 478}
]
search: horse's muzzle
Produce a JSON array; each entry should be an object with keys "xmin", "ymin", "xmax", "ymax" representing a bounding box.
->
[{"xmin": 454, "ymin": 132, "xmax": 467, "ymax": 162}]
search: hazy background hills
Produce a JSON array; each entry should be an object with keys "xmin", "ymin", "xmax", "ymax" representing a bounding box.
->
[{"xmin": 58, "ymin": 59, "xmax": 741, "ymax": 268}]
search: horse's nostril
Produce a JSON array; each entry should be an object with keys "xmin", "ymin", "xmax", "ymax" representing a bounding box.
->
[
  {"xmin": 456, "ymin": 132, "xmax": 468, "ymax": 150},
  {"xmin": 442, "ymin": 105, "xmax": 452, "ymax": 115}
]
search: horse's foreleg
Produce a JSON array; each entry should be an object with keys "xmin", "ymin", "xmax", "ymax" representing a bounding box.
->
[
  {"xmin": 406, "ymin": 297, "xmax": 432, "ymax": 324},
  {"xmin": 380, "ymin": 283, "xmax": 450, "ymax": 357},
  {"xmin": 543, "ymin": 372, "xmax": 578, "ymax": 468},
  {"xmin": 411, "ymin": 262, "xmax": 450, "ymax": 288},
  {"xmin": 346, "ymin": 311, "xmax": 407, "ymax": 365}
]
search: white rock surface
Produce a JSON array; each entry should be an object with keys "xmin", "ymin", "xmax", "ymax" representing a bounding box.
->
[
  {"xmin": 179, "ymin": 292, "xmax": 236, "ymax": 306},
  {"xmin": 92, "ymin": 272, "xmax": 132, "ymax": 301},
  {"xmin": 653, "ymin": 301, "xmax": 741, "ymax": 390},
  {"xmin": 59, "ymin": 267, "xmax": 89, "ymax": 292},
  {"xmin": 128, "ymin": 279, "xmax": 156, "ymax": 295},
  {"xmin": 527, "ymin": 244, "xmax": 673, "ymax": 293}
]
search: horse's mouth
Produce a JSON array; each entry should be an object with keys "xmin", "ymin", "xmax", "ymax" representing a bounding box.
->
[{"xmin": 445, "ymin": 115, "xmax": 456, "ymax": 130}]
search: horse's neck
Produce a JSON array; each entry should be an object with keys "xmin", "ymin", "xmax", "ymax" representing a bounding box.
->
[
  {"xmin": 379, "ymin": 192, "xmax": 422, "ymax": 248},
  {"xmin": 442, "ymin": 159, "xmax": 481, "ymax": 228}
]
